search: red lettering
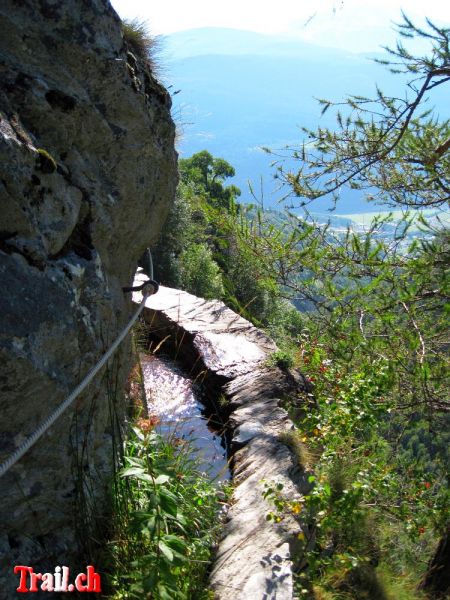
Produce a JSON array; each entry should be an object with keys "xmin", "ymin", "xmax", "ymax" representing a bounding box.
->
[
  {"xmin": 75, "ymin": 572, "xmax": 87, "ymax": 592},
  {"xmin": 14, "ymin": 566, "xmax": 32, "ymax": 593},
  {"xmin": 87, "ymin": 566, "xmax": 101, "ymax": 593},
  {"xmin": 29, "ymin": 571, "xmax": 42, "ymax": 592},
  {"xmin": 15, "ymin": 564, "xmax": 102, "ymax": 593}
]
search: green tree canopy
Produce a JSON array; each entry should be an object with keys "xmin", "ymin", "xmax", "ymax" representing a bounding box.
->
[{"xmin": 179, "ymin": 150, "xmax": 241, "ymax": 210}]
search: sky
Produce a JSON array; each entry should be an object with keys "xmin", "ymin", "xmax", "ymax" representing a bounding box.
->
[{"xmin": 110, "ymin": 0, "xmax": 450, "ymax": 53}]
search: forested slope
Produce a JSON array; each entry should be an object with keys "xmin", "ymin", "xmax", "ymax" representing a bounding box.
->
[{"xmin": 153, "ymin": 15, "xmax": 450, "ymax": 599}]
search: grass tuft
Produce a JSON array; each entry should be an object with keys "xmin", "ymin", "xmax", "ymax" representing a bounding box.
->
[
  {"xmin": 279, "ymin": 429, "xmax": 313, "ymax": 470},
  {"xmin": 122, "ymin": 18, "xmax": 161, "ymax": 73}
]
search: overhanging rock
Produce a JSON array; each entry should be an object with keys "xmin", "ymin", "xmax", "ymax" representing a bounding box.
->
[{"xmin": 133, "ymin": 276, "xmax": 312, "ymax": 600}]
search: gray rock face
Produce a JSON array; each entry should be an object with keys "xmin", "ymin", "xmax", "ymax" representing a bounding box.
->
[
  {"xmin": 0, "ymin": 1, "xmax": 177, "ymax": 594},
  {"xmin": 136, "ymin": 281, "xmax": 312, "ymax": 600}
]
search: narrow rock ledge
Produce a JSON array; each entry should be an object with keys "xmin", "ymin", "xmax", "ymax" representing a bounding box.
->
[{"xmin": 133, "ymin": 276, "xmax": 311, "ymax": 599}]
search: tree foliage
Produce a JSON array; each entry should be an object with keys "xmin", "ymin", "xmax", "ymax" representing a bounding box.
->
[
  {"xmin": 152, "ymin": 16, "xmax": 449, "ymax": 596},
  {"xmin": 273, "ymin": 14, "xmax": 450, "ymax": 209},
  {"xmin": 242, "ymin": 15, "xmax": 450, "ymax": 598},
  {"xmin": 153, "ymin": 151, "xmax": 297, "ymax": 327},
  {"xmin": 179, "ymin": 150, "xmax": 241, "ymax": 210}
]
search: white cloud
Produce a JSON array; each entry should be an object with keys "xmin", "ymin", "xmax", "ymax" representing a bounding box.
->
[{"xmin": 110, "ymin": 0, "xmax": 450, "ymax": 52}]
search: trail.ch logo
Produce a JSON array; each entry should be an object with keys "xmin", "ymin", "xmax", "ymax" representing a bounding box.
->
[{"xmin": 14, "ymin": 565, "xmax": 101, "ymax": 593}]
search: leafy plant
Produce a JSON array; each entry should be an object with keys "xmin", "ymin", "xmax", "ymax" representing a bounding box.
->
[
  {"xmin": 266, "ymin": 349, "xmax": 295, "ymax": 370},
  {"xmin": 107, "ymin": 424, "xmax": 224, "ymax": 599},
  {"xmin": 179, "ymin": 243, "xmax": 225, "ymax": 299}
]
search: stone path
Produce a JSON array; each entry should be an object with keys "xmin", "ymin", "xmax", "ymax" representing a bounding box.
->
[{"xmin": 133, "ymin": 276, "xmax": 310, "ymax": 600}]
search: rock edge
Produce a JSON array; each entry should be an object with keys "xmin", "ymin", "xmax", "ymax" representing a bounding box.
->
[{"xmin": 134, "ymin": 280, "xmax": 311, "ymax": 600}]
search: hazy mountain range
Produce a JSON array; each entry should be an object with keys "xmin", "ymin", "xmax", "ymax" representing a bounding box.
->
[{"xmin": 162, "ymin": 28, "xmax": 447, "ymax": 213}]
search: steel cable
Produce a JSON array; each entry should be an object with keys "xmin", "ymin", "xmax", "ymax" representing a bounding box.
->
[{"xmin": 0, "ymin": 280, "xmax": 155, "ymax": 478}]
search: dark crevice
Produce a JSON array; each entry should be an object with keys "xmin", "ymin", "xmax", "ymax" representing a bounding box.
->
[
  {"xmin": 14, "ymin": 72, "xmax": 33, "ymax": 92},
  {"xmin": 38, "ymin": 0, "xmax": 63, "ymax": 21},
  {"xmin": 50, "ymin": 215, "xmax": 94, "ymax": 261},
  {"xmin": 107, "ymin": 121, "xmax": 126, "ymax": 139},
  {"xmin": 0, "ymin": 242, "xmax": 46, "ymax": 271},
  {"xmin": 0, "ymin": 231, "xmax": 17, "ymax": 247},
  {"xmin": 45, "ymin": 89, "xmax": 77, "ymax": 112},
  {"xmin": 7, "ymin": 535, "xmax": 20, "ymax": 550}
]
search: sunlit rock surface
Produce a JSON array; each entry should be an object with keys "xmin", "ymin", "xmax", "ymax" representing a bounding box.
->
[
  {"xmin": 134, "ymin": 279, "xmax": 311, "ymax": 600},
  {"xmin": 136, "ymin": 281, "xmax": 276, "ymax": 377},
  {"xmin": 140, "ymin": 354, "xmax": 228, "ymax": 480}
]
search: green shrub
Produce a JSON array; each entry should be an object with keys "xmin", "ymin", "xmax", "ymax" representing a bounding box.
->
[
  {"xmin": 179, "ymin": 243, "xmax": 224, "ymax": 299},
  {"xmin": 266, "ymin": 349, "xmax": 295, "ymax": 370}
]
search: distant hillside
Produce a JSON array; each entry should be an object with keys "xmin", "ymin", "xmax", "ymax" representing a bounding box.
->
[
  {"xmin": 164, "ymin": 27, "xmax": 360, "ymax": 61},
  {"xmin": 248, "ymin": 206, "xmax": 450, "ymax": 240},
  {"xmin": 164, "ymin": 28, "xmax": 448, "ymax": 213}
]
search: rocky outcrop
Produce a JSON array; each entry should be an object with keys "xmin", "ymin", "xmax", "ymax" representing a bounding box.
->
[
  {"xmin": 419, "ymin": 525, "xmax": 450, "ymax": 598},
  {"xmin": 135, "ymin": 280, "xmax": 312, "ymax": 599},
  {"xmin": 0, "ymin": 1, "xmax": 177, "ymax": 595}
]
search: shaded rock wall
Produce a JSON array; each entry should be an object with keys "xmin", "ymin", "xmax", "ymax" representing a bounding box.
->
[
  {"xmin": 134, "ymin": 280, "xmax": 313, "ymax": 600},
  {"xmin": 0, "ymin": 1, "xmax": 177, "ymax": 594}
]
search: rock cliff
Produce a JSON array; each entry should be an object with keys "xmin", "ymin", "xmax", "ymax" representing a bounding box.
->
[{"xmin": 0, "ymin": 0, "xmax": 177, "ymax": 594}]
